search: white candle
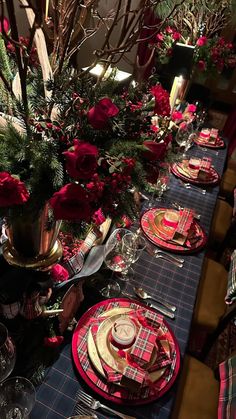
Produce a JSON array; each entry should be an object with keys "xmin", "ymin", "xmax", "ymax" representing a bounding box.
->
[
  {"xmin": 111, "ymin": 318, "xmax": 136, "ymax": 347},
  {"xmin": 170, "ymin": 76, "xmax": 183, "ymax": 111}
]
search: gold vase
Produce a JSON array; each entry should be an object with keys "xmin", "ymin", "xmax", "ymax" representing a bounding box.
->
[{"xmin": 3, "ymin": 203, "xmax": 63, "ymax": 270}]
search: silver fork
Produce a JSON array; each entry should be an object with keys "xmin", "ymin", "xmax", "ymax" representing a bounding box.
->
[
  {"xmin": 74, "ymin": 402, "xmax": 98, "ymax": 418},
  {"xmin": 181, "ymin": 182, "xmax": 206, "ymax": 194},
  {"xmin": 76, "ymin": 390, "xmax": 136, "ymax": 419}
]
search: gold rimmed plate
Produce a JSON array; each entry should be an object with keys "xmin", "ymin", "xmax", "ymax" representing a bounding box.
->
[
  {"xmin": 88, "ymin": 308, "xmax": 166, "ymax": 384},
  {"xmin": 171, "ymin": 160, "xmax": 220, "ymax": 185}
]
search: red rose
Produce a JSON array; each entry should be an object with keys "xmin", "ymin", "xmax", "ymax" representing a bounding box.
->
[
  {"xmin": 156, "ymin": 33, "xmax": 164, "ymax": 42},
  {"xmin": 196, "ymin": 36, "xmax": 208, "ymax": 47},
  {"xmin": 142, "ymin": 141, "xmax": 167, "ymax": 161},
  {"xmin": 173, "ymin": 31, "xmax": 181, "ymax": 41},
  {"xmin": 186, "ymin": 104, "xmax": 196, "ymax": 113},
  {"xmin": 87, "ymin": 98, "xmax": 119, "ymax": 129},
  {"xmin": 172, "ymin": 111, "xmax": 183, "ymax": 121},
  {"xmin": 0, "ymin": 172, "xmax": 29, "ymax": 207},
  {"xmin": 150, "ymin": 85, "xmax": 170, "ymax": 117},
  {"xmin": 0, "ymin": 17, "xmax": 9, "ymax": 33},
  {"xmin": 63, "ymin": 140, "xmax": 98, "ymax": 179},
  {"xmin": 44, "ymin": 336, "xmax": 64, "ymax": 348},
  {"xmin": 49, "ymin": 183, "xmax": 92, "ymax": 221},
  {"xmin": 92, "ymin": 208, "xmax": 106, "ymax": 226},
  {"xmin": 50, "ymin": 264, "xmax": 69, "ymax": 283}
]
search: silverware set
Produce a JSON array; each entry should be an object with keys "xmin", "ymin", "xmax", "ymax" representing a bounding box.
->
[
  {"xmin": 145, "ymin": 239, "xmax": 184, "ymax": 268},
  {"xmin": 180, "ymin": 181, "xmax": 207, "ymax": 194},
  {"xmin": 75, "ymin": 389, "xmax": 136, "ymax": 419},
  {"xmin": 171, "ymin": 202, "xmax": 201, "ymax": 220}
]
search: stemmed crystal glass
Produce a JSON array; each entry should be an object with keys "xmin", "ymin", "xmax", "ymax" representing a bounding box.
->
[
  {"xmin": 100, "ymin": 228, "xmax": 134, "ymax": 298},
  {"xmin": 100, "ymin": 229, "xmax": 146, "ymax": 297},
  {"xmin": 0, "ymin": 323, "xmax": 16, "ymax": 383},
  {"xmin": 175, "ymin": 122, "xmax": 194, "ymax": 159},
  {"xmin": 0, "ymin": 376, "xmax": 35, "ymax": 419}
]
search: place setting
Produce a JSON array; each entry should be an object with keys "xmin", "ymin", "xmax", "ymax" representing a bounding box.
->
[
  {"xmin": 72, "ymin": 297, "xmax": 181, "ymax": 409},
  {"xmin": 171, "ymin": 156, "xmax": 220, "ymax": 186},
  {"xmin": 140, "ymin": 206, "xmax": 207, "ymax": 253},
  {"xmin": 194, "ymin": 128, "xmax": 225, "ymax": 149}
]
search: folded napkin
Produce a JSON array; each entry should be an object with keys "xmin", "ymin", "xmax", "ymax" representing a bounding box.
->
[
  {"xmin": 225, "ymin": 250, "xmax": 236, "ymax": 305},
  {"xmin": 218, "ymin": 354, "xmax": 236, "ymax": 419},
  {"xmin": 65, "ymin": 227, "xmax": 102, "ymax": 276}
]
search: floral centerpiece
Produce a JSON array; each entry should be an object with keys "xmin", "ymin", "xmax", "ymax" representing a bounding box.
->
[{"xmin": 0, "ymin": 1, "xmax": 184, "ymax": 265}]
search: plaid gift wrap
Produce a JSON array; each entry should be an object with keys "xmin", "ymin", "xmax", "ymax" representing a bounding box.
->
[
  {"xmin": 174, "ymin": 209, "xmax": 194, "ymax": 238},
  {"xmin": 218, "ymin": 354, "xmax": 236, "ymax": 419},
  {"xmin": 209, "ymin": 128, "xmax": 219, "ymax": 144},
  {"xmin": 121, "ymin": 365, "xmax": 147, "ymax": 392},
  {"xmin": 225, "ymin": 250, "xmax": 236, "ymax": 305},
  {"xmin": 143, "ymin": 310, "xmax": 163, "ymax": 328},
  {"xmin": 130, "ymin": 326, "xmax": 157, "ymax": 367}
]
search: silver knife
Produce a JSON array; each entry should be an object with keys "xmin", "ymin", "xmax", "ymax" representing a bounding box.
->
[
  {"xmin": 145, "ymin": 302, "xmax": 175, "ymax": 319},
  {"xmin": 121, "ymin": 292, "xmax": 175, "ymax": 319}
]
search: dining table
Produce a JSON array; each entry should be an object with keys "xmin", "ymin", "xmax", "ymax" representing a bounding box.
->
[{"xmin": 30, "ymin": 138, "xmax": 228, "ymax": 419}]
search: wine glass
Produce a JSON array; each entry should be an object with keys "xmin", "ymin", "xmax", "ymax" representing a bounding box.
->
[
  {"xmin": 0, "ymin": 323, "xmax": 16, "ymax": 383},
  {"xmin": 0, "ymin": 376, "xmax": 35, "ymax": 419},
  {"xmin": 121, "ymin": 233, "xmax": 146, "ymax": 280},
  {"xmin": 175, "ymin": 122, "xmax": 194, "ymax": 159},
  {"xmin": 100, "ymin": 228, "xmax": 134, "ymax": 298}
]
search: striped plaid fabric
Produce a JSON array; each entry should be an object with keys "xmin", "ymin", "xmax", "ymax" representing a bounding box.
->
[
  {"xmin": 121, "ymin": 365, "xmax": 147, "ymax": 389},
  {"xmin": 225, "ymin": 250, "xmax": 236, "ymax": 305},
  {"xmin": 175, "ymin": 209, "xmax": 194, "ymax": 237},
  {"xmin": 218, "ymin": 354, "xmax": 236, "ymax": 419},
  {"xmin": 130, "ymin": 326, "xmax": 157, "ymax": 367},
  {"xmin": 200, "ymin": 157, "xmax": 212, "ymax": 172},
  {"xmin": 65, "ymin": 228, "xmax": 101, "ymax": 276}
]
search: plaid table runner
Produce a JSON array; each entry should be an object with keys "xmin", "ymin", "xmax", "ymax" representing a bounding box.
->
[
  {"xmin": 225, "ymin": 250, "xmax": 236, "ymax": 305},
  {"xmin": 30, "ymin": 142, "xmax": 227, "ymax": 419},
  {"xmin": 218, "ymin": 354, "xmax": 236, "ymax": 419}
]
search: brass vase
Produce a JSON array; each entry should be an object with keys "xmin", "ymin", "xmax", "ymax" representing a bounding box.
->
[{"xmin": 3, "ymin": 203, "xmax": 63, "ymax": 270}]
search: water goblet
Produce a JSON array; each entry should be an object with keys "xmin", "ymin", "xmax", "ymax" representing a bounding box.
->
[
  {"xmin": 0, "ymin": 323, "xmax": 16, "ymax": 383},
  {"xmin": 0, "ymin": 376, "xmax": 35, "ymax": 419},
  {"xmin": 100, "ymin": 228, "xmax": 134, "ymax": 298},
  {"xmin": 121, "ymin": 233, "xmax": 146, "ymax": 281},
  {"xmin": 175, "ymin": 123, "xmax": 194, "ymax": 159}
]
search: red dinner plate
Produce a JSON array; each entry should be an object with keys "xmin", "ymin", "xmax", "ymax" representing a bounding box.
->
[
  {"xmin": 140, "ymin": 208, "xmax": 207, "ymax": 254},
  {"xmin": 171, "ymin": 161, "xmax": 220, "ymax": 185},
  {"xmin": 72, "ymin": 298, "xmax": 180, "ymax": 405},
  {"xmin": 194, "ymin": 136, "xmax": 225, "ymax": 149}
]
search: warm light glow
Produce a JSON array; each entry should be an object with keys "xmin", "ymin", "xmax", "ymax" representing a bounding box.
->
[
  {"xmin": 83, "ymin": 64, "xmax": 131, "ymax": 81},
  {"xmin": 170, "ymin": 75, "xmax": 184, "ymax": 111}
]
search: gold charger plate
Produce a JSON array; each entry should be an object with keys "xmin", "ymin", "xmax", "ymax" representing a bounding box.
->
[{"xmin": 87, "ymin": 307, "xmax": 166, "ymax": 384}]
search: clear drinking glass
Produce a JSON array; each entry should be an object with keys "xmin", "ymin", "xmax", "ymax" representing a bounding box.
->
[
  {"xmin": 0, "ymin": 323, "xmax": 16, "ymax": 383},
  {"xmin": 175, "ymin": 123, "xmax": 194, "ymax": 159},
  {"xmin": 121, "ymin": 233, "xmax": 146, "ymax": 279},
  {"xmin": 100, "ymin": 228, "xmax": 133, "ymax": 298},
  {"xmin": 0, "ymin": 376, "xmax": 35, "ymax": 419}
]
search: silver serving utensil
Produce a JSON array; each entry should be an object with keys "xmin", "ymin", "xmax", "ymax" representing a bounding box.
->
[
  {"xmin": 76, "ymin": 389, "xmax": 136, "ymax": 419},
  {"xmin": 145, "ymin": 242, "xmax": 183, "ymax": 268},
  {"xmin": 153, "ymin": 249, "xmax": 184, "ymax": 265},
  {"xmin": 181, "ymin": 182, "xmax": 206, "ymax": 194},
  {"xmin": 133, "ymin": 287, "xmax": 176, "ymax": 312}
]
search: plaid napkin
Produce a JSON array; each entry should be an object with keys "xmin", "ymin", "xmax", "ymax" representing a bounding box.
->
[
  {"xmin": 225, "ymin": 250, "xmax": 236, "ymax": 305},
  {"xmin": 65, "ymin": 227, "xmax": 102, "ymax": 276},
  {"xmin": 218, "ymin": 353, "xmax": 236, "ymax": 419}
]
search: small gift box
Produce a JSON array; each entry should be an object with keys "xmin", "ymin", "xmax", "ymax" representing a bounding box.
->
[
  {"xmin": 209, "ymin": 128, "xmax": 218, "ymax": 144},
  {"xmin": 130, "ymin": 326, "xmax": 157, "ymax": 367},
  {"xmin": 169, "ymin": 209, "xmax": 194, "ymax": 245},
  {"xmin": 121, "ymin": 365, "xmax": 147, "ymax": 392},
  {"xmin": 198, "ymin": 157, "xmax": 212, "ymax": 180},
  {"xmin": 144, "ymin": 310, "xmax": 163, "ymax": 328}
]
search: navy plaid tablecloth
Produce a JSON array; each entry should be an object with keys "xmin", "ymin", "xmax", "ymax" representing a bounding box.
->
[{"xmin": 31, "ymin": 143, "xmax": 227, "ymax": 419}]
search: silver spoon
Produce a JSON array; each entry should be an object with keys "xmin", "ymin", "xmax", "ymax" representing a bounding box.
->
[{"xmin": 133, "ymin": 287, "xmax": 176, "ymax": 312}]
